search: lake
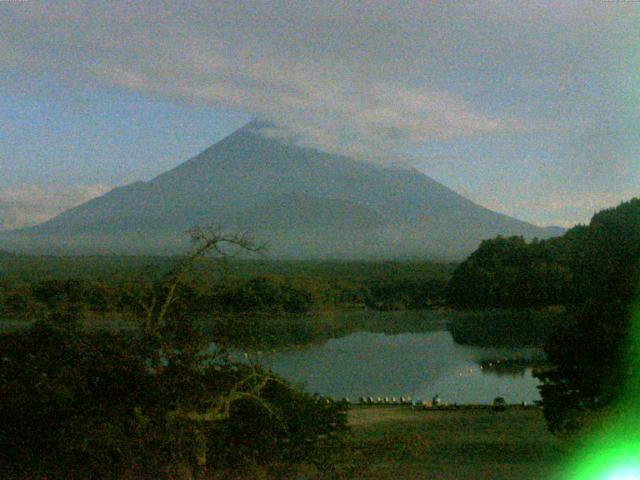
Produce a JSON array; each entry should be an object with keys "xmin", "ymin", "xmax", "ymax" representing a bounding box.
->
[
  {"xmin": 243, "ymin": 324, "xmax": 543, "ymax": 405},
  {"xmin": 1, "ymin": 309, "xmax": 543, "ymax": 404}
]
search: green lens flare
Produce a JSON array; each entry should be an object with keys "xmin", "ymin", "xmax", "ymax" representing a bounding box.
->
[
  {"xmin": 605, "ymin": 466, "xmax": 640, "ymax": 480},
  {"xmin": 558, "ymin": 302, "xmax": 640, "ymax": 479},
  {"xmin": 561, "ymin": 437, "xmax": 640, "ymax": 479}
]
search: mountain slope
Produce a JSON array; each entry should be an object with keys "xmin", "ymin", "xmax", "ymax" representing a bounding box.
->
[{"xmin": 0, "ymin": 121, "xmax": 562, "ymax": 259}]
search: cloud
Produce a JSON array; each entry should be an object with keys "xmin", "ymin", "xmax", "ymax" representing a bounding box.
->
[
  {"xmin": 467, "ymin": 186, "xmax": 639, "ymax": 228},
  {"xmin": 1, "ymin": 1, "xmax": 635, "ymax": 161},
  {"xmin": 0, "ymin": 184, "xmax": 111, "ymax": 231}
]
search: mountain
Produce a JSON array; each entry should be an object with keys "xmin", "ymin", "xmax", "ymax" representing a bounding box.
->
[
  {"xmin": 0, "ymin": 201, "xmax": 23, "ymax": 232},
  {"xmin": 0, "ymin": 121, "xmax": 563, "ymax": 259}
]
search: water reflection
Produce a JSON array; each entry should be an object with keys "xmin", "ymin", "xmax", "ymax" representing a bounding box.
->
[{"xmin": 251, "ymin": 330, "xmax": 543, "ymax": 404}]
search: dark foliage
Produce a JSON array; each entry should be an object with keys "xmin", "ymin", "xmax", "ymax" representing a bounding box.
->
[
  {"xmin": 536, "ymin": 301, "xmax": 632, "ymax": 433},
  {"xmin": 364, "ymin": 277, "xmax": 447, "ymax": 310},
  {"xmin": 31, "ymin": 278, "xmax": 87, "ymax": 308},
  {"xmin": 534, "ymin": 198, "xmax": 640, "ymax": 433},
  {"xmin": 448, "ymin": 309, "xmax": 562, "ymax": 348},
  {"xmin": 0, "ymin": 311, "xmax": 347, "ymax": 479},
  {"xmin": 210, "ymin": 276, "xmax": 316, "ymax": 314},
  {"xmin": 0, "ymin": 311, "xmax": 154, "ymax": 478},
  {"xmin": 447, "ymin": 236, "xmax": 569, "ymax": 308}
]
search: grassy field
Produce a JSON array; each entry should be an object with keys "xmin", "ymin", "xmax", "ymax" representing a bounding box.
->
[{"xmin": 336, "ymin": 406, "xmax": 565, "ymax": 480}]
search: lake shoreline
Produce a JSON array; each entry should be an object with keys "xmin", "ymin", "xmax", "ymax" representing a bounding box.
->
[
  {"xmin": 1, "ymin": 307, "xmax": 558, "ymax": 352},
  {"xmin": 244, "ymin": 329, "xmax": 543, "ymax": 404}
]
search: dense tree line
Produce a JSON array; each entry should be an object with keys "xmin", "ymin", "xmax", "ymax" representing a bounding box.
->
[
  {"xmin": 364, "ymin": 276, "xmax": 447, "ymax": 310},
  {"xmin": 0, "ymin": 276, "xmax": 317, "ymax": 319},
  {"xmin": 447, "ymin": 200, "xmax": 640, "ymax": 312},
  {"xmin": 535, "ymin": 198, "xmax": 640, "ymax": 433},
  {"xmin": 211, "ymin": 277, "xmax": 316, "ymax": 314},
  {"xmin": 0, "ymin": 272, "xmax": 448, "ymax": 322},
  {"xmin": 446, "ymin": 236, "xmax": 569, "ymax": 308}
]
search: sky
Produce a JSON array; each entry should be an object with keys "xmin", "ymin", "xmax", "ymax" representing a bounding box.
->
[{"xmin": 1, "ymin": 0, "xmax": 639, "ymax": 230}]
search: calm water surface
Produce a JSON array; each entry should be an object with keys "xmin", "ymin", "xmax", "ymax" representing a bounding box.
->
[{"xmin": 254, "ymin": 330, "xmax": 542, "ymax": 404}]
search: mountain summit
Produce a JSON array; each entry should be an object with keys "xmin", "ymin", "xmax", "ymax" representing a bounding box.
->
[{"xmin": 0, "ymin": 122, "xmax": 562, "ymax": 259}]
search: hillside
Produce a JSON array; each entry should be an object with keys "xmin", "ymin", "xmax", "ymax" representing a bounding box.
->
[
  {"xmin": 0, "ymin": 121, "xmax": 562, "ymax": 259},
  {"xmin": 447, "ymin": 197, "xmax": 640, "ymax": 308}
]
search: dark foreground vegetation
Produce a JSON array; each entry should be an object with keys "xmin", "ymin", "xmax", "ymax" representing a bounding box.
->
[{"xmin": 0, "ymin": 231, "xmax": 348, "ymax": 479}]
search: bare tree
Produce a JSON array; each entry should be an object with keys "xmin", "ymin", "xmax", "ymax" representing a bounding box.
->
[{"xmin": 123, "ymin": 227, "xmax": 280, "ymax": 479}]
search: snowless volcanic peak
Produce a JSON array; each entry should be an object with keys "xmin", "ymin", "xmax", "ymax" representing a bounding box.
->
[{"xmin": 0, "ymin": 122, "xmax": 563, "ymax": 259}]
